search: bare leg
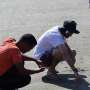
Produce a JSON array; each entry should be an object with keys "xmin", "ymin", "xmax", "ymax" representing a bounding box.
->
[
  {"xmin": 47, "ymin": 47, "xmax": 63, "ymax": 73},
  {"xmin": 48, "ymin": 59, "xmax": 61, "ymax": 73}
]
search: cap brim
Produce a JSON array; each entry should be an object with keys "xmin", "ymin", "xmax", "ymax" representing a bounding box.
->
[{"xmin": 74, "ymin": 30, "xmax": 80, "ymax": 34}]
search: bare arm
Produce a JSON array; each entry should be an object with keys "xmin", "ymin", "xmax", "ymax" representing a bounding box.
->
[
  {"xmin": 64, "ymin": 43, "xmax": 80, "ymax": 78},
  {"xmin": 22, "ymin": 55, "xmax": 37, "ymax": 61},
  {"xmin": 10, "ymin": 49, "xmax": 45, "ymax": 75},
  {"xmin": 22, "ymin": 55, "xmax": 43, "ymax": 67},
  {"xmin": 15, "ymin": 62, "xmax": 45, "ymax": 75}
]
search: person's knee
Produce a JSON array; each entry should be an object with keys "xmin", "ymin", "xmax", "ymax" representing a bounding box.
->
[{"xmin": 52, "ymin": 48, "xmax": 63, "ymax": 60}]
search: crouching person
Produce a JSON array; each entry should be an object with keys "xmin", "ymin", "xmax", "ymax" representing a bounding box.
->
[
  {"xmin": 0, "ymin": 34, "xmax": 44, "ymax": 90},
  {"xmin": 33, "ymin": 20, "xmax": 80, "ymax": 79}
]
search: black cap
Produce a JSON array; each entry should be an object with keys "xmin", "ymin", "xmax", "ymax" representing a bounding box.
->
[{"xmin": 63, "ymin": 20, "xmax": 80, "ymax": 34}]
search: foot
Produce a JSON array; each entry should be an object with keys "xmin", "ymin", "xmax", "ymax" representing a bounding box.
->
[
  {"xmin": 47, "ymin": 70, "xmax": 59, "ymax": 74},
  {"xmin": 46, "ymin": 72, "xmax": 59, "ymax": 80},
  {"xmin": 53, "ymin": 70, "xmax": 59, "ymax": 73}
]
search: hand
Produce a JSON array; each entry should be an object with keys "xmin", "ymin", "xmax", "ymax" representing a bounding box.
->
[
  {"xmin": 35, "ymin": 60, "xmax": 45, "ymax": 68},
  {"xmin": 74, "ymin": 72, "xmax": 81, "ymax": 79},
  {"xmin": 38, "ymin": 67, "xmax": 45, "ymax": 72}
]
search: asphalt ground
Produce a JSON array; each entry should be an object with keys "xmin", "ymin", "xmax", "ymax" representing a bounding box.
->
[{"xmin": 0, "ymin": 0, "xmax": 90, "ymax": 90}]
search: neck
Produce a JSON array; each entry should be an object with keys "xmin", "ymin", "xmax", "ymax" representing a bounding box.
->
[
  {"xmin": 16, "ymin": 42, "xmax": 22, "ymax": 50},
  {"xmin": 58, "ymin": 27, "xmax": 66, "ymax": 36}
]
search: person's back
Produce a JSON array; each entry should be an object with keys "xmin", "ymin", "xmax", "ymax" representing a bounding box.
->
[
  {"xmin": 34, "ymin": 26, "xmax": 65, "ymax": 60},
  {"xmin": 0, "ymin": 37, "xmax": 21, "ymax": 76},
  {"xmin": 33, "ymin": 20, "xmax": 81, "ymax": 79},
  {"xmin": 0, "ymin": 34, "xmax": 45, "ymax": 90}
]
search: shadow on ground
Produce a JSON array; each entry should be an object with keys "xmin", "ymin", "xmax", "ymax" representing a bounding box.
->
[{"xmin": 42, "ymin": 74, "xmax": 90, "ymax": 90}]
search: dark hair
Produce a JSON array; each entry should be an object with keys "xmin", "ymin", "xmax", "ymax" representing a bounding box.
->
[
  {"xmin": 63, "ymin": 20, "xmax": 77, "ymax": 29},
  {"xmin": 58, "ymin": 27, "xmax": 66, "ymax": 36},
  {"xmin": 63, "ymin": 20, "xmax": 80, "ymax": 34},
  {"xmin": 19, "ymin": 34, "xmax": 37, "ymax": 47}
]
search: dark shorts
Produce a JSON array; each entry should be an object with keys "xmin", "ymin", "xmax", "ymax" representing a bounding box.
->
[
  {"xmin": 40, "ymin": 50, "xmax": 53, "ymax": 67},
  {"xmin": 0, "ymin": 66, "xmax": 31, "ymax": 89}
]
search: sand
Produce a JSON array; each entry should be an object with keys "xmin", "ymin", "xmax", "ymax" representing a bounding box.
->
[{"xmin": 0, "ymin": 0, "xmax": 90, "ymax": 90}]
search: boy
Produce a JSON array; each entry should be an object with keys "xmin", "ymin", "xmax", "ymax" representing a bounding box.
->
[{"xmin": 0, "ymin": 34, "xmax": 44, "ymax": 90}]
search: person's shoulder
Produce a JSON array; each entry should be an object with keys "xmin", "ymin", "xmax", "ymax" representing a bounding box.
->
[
  {"xmin": 5, "ymin": 41, "xmax": 19, "ymax": 52},
  {"xmin": 49, "ymin": 26, "xmax": 60, "ymax": 30},
  {"xmin": 7, "ymin": 45, "xmax": 21, "ymax": 55},
  {"xmin": 40, "ymin": 26, "xmax": 60, "ymax": 38},
  {"xmin": 3, "ymin": 37, "xmax": 16, "ymax": 44},
  {"xmin": 48, "ymin": 26, "xmax": 60, "ymax": 33}
]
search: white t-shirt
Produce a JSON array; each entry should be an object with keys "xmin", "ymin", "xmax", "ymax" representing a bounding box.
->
[{"xmin": 33, "ymin": 26, "xmax": 66, "ymax": 59}]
